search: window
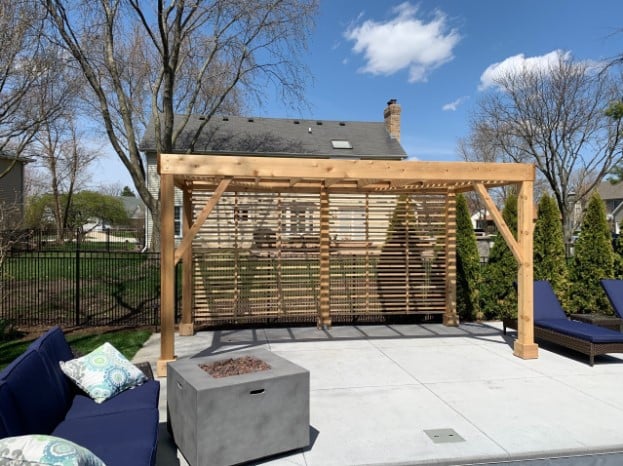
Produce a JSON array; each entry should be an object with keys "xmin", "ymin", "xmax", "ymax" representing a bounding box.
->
[
  {"xmin": 174, "ymin": 206, "xmax": 182, "ymax": 237},
  {"xmin": 290, "ymin": 205, "xmax": 308, "ymax": 235},
  {"xmin": 283, "ymin": 203, "xmax": 314, "ymax": 238},
  {"xmin": 336, "ymin": 207, "xmax": 365, "ymax": 240}
]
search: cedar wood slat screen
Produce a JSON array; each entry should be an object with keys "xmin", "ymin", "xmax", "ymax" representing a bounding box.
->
[{"xmin": 191, "ymin": 191, "xmax": 447, "ymax": 324}]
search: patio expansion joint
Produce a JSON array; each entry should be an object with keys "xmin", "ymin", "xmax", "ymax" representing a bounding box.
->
[
  {"xmin": 547, "ymin": 372, "xmax": 623, "ymax": 415},
  {"xmin": 375, "ymin": 345, "xmax": 514, "ymax": 459}
]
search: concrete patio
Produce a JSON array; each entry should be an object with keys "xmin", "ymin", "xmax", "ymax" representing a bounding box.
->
[{"xmin": 133, "ymin": 322, "xmax": 623, "ymax": 466}]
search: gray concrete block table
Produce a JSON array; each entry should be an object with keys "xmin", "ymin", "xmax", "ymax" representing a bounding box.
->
[{"xmin": 167, "ymin": 349, "xmax": 310, "ymax": 466}]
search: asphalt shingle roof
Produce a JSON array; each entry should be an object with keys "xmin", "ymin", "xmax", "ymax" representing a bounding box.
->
[
  {"xmin": 140, "ymin": 114, "xmax": 407, "ymax": 160},
  {"xmin": 598, "ymin": 181, "xmax": 623, "ymax": 201}
]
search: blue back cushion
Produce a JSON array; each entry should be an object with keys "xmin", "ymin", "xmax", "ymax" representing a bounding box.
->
[
  {"xmin": 0, "ymin": 349, "xmax": 68, "ymax": 434},
  {"xmin": 29, "ymin": 326, "xmax": 75, "ymax": 411},
  {"xmin": 601, "ymin": 279, "xmax": 623, "ymax": 318},
  {"xmin": 0, "ymin": 381, "xmax": 25, "ymax": 438},
  {"xmin": 534, "ymin": 281, "xmax": 567, "ymax": 321}
]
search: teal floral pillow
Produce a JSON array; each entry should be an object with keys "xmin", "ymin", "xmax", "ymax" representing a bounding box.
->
[
  {"xmin": 0, "ymin": 434, "xmax": 105, "ymax": 465},
  {"xmin": 60, "ymin": 342, "xmax": 147, "ymax": 404}
]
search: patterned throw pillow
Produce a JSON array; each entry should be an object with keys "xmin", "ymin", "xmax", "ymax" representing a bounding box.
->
[
  {"xmin": 60, "ymin": 342, "xmax": 147, "ymax": 404},
  {"xmin": 0, "ymin": 434, "xmax": 105, "ymax": 466}
]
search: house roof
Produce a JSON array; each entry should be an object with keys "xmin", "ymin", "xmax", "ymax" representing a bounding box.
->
[
  {"xmin": 119, "ymin": 196, "xmax": 145, "ymax": 219},
  {"xmin": 140, "ymin": 114, "xmax": 407, "ymax": 160},
  {"xmin": 598, "ymin": 181, "xmax": 623, "ymax": 201},
  {"xmin": 0, "ymin": 151, "xmax": 33, "ymax": 163}
]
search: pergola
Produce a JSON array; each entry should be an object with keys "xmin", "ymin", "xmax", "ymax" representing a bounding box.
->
[{"xmin": 156, "ymin": 153, "xmax": 538, "ymax": 376}]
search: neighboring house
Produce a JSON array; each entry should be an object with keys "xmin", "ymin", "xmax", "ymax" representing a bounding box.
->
[
  {"xmin": 470, "ymin": 209, "xmax": 496, "ymax": 234},
  {"xmin": 470, "ymin": 210, "xmax": 496, "ymax": 262},
  {"xmin": 0, "ymin": 152, "xmax": 31, "ymax": 229},
  {"xmin": 82, "ymin": 196, "xmax": 146, "ymax": 232},
  {"xmin": 597, "ymin": 181, "xmax": 623, "ymax": 234},
  {"xmin": 140, "ymin": 100, "xmax": 408, "ymax": 246},
  {"xmin": 119, "ymin": 196, "xmax": 146, "ymax": 231}
]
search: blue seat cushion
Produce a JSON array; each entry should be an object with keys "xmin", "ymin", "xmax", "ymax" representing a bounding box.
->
[
  {"xmin": 536, "ymin": 318, "xmax": 623, "ymax": 343},
  {"xmin": 65, "ymin": 380, "xmax": 160, "ymax": 420},
  {"xmin": 53, "ymin": 407, "xmax": 159, "ymax": 466}
]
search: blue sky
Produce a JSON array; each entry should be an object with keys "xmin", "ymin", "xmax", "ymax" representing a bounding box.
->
[{"xmin": 92, "ymin": 0, "xmax": 623, "ymax": 188}]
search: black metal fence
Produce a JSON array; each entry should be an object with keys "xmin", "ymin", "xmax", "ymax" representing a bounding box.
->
[
  {"xmin": 3, "ymin": 227, "xmax": 146, "ymax": 253},
  {"xmin": 0, "ymin": 247, "xmax": 177, "ymax": 328}
]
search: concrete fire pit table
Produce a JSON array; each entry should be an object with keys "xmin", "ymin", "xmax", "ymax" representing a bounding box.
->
[{"xmin": 167, "ymin": 348, "xmax": 310, "ymax": 466}]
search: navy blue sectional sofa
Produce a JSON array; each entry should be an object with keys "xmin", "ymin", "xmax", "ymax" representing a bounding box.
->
[{"xmin": 0, "ymin": 326, "xmax": 160, "ymax": 465}]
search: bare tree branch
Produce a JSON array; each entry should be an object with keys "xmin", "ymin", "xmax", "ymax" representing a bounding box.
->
[
  {"xmin": 462, "ymin": 53, "xmax": 623, "ymax": 245},
  {"xmin": 42, "ymin": 0, "xmax": 318, "ymax": 248}
]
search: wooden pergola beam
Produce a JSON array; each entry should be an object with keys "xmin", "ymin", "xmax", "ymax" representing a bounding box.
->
[
  {"xmin": 159, "ymin": 154, "xmax": 535, "ymax": 184},
  {"xmin": 473, "ymin": 183, "xmax": 523, "ymax": 263}
]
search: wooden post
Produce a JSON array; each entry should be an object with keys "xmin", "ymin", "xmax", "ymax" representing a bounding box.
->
[
  {"xmin": 365, "ymin": 194, "xmax": 370, "ymax": 313},
  {"xmin": 179, "ymin": 188, "xmax": 194, "ymax": 336},
  {"xmin": 444, "ymin": 191, "xmax": 459, "ymax": 326},
  {"xmin": 318, "ymin": 184, "xmax": 332, "ymax": 328},
  {"xmin": 157, "ymin": 173, "xmax": 176, "ymax": 377},
  {"xmin": 514, "ymin": 180, "xmax": 539, "ymax": 359}
]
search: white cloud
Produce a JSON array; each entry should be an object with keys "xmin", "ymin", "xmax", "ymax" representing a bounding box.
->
[
  {"xmin": 344, "ymin": 2, "xmax": 461, "ymax": 83},
  {"xmin": 479, "ymin": 50, "xmax": 571, "ymax": 91},
  {"xmin": 442, "ymin": 96, "xmax": 469, "ymax": 111}
]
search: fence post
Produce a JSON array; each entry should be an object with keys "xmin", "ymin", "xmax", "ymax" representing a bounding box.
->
[{"xmin": 75, "ymin": 229, "xmax": 80, "ymax": 326}]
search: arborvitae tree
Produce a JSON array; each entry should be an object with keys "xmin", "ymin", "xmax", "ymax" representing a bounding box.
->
[
  {"xmin": 456, "ymin": 194, "xmax": 482, "ymax": 321},
  {"xmin": 569, "ymin": 192, "xmax": 615, "ymax": 314},
  {"xmin": 480, "ymin": 193, "xmax": 518, "ymax": 320},
  {"xmin": 612, "ymin": 224, "xmax": 623, "ymax": 278},
  {"xmin": 533, "ymin": 194, "xmax": 567, "ymax": 297}
]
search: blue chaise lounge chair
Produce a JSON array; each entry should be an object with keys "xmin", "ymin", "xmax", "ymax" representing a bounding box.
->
[
  {"xmin": 600, "ymin": 279, "xmax": 623, "ymax": 319},
  {"xmin": 531, "ymin": 280, "xmax": 623, "ymax": 365}
]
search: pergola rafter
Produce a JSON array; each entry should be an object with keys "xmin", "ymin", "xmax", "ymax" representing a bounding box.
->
[{"xmin": 157, "ymin": 154, "xmax": 538, "ymax": 376}]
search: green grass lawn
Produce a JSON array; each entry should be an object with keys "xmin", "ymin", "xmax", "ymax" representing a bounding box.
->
[{"xmin": 0, "ymin": 328, "xmax": 153, "ymax": 371}]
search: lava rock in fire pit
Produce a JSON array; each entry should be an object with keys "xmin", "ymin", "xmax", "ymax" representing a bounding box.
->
[{"xmin": 199, "ymin": 356, "xmax": 271, "ymax": 378}]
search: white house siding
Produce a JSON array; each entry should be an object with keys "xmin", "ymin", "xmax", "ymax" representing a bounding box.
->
[
  {"xmin": 146, "ymin": 153, "xmax": 183, "ymax": 247},
  {"xmin": 0, "ymin": 157, "xmax": 26, "ymax": 227}
]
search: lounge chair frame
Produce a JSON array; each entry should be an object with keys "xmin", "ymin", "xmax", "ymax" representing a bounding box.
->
[
  {"xmin": 503, "ymin": 315, "xmax": 623, "ymax": 366},
  {"xmin": 533, "ymin": 326, "xmax": 623, "ymax": 366}
]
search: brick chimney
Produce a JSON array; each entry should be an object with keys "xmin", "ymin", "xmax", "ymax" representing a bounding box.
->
[{"xmin": 384, "ymin": 99, "xmax": 401, "ymax": 141}]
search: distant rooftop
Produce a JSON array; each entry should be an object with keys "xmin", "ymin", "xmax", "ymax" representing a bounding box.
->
[
  {"xmin": 140, "ymin": 114, "xmax": 407, "ymax": 160},
  {"xmin": 0, "ymin": 151, "xmax": 34, "ymax": 163},
  {"xmin": 598, "ymin": 180, "xmax": 623, "ymax": 201}
]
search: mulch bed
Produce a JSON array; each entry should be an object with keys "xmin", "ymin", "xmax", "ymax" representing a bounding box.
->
[{"xmin": 199, "ymin": 356, "xmax": 271, "ymax": 378}]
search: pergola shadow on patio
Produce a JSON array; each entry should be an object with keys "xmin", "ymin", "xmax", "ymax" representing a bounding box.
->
[{"xmin": 157, "ymin": 154, "xmax": 537, "ymax": 376}]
